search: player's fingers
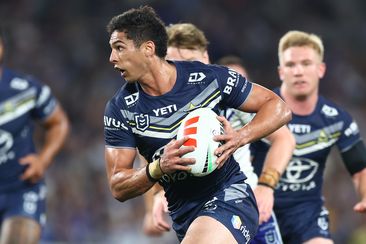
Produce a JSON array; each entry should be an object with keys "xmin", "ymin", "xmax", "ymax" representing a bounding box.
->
[
  {"xmin": 215, "ymin": 148, "xmax": 233, "ymax": 168},
  {"xmin": 154, "ymin": 212, "xmax": 170, "ymax": 231},
  {"xmin": 175, "ymin": 146, "xmax": 195, "ymax": 157},
  {"xmin": 354, "ymin": 202, "xmax": 366, "ymax": 213},
  {"xmin": 175, "ymin": 136, "xmax": 192, "ymax": 148},
  {"xmin": 213, "ymin": 133, "xmax": 230, "ymax": 143},
  {"xmin": 20, "ymin": 168, "xmax": 33, "ymax": 181},
  {"xmin": 174, "ymin": 164, "xmax": 193, "ymax": 172}
]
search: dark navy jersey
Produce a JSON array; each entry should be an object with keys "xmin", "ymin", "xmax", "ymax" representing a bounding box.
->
[
  {"xmin": 251, "ymin": 88, "xmax": 362, "ymax": 208},
  {"xmin": 104, "ymin": 61, "xmax": 253, "ymax": 214},
  {"xmin": 0, "ymin": 67, "xmax": 57, "ymax": 192}
]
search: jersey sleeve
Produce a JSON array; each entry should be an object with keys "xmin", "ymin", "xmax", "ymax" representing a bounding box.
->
[
  {"xmin": 28, "ymin": 78, "xmax": 58, "ymax": 120},
  {"xmin": 215, "ymin": 65, "xmax": 253, "ymax": 109},
  {"xmin": 104, "ymin": 99, "xmax": 136, "ymax": 149},
  {"xmin": 336, "ymin": 111, "xmax": 362, "ymax": 152}
]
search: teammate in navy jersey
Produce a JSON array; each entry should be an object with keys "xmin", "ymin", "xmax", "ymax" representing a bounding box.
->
[
  {"xmin": 103, "ymin": 6, "xmax": 291, "ymax": 243},
  {"xmin": 251, "ymin": 30, "xmax": 366, "ymax": 244},
  {"xmin": 0, "ymin": 29, "xmax": 69, "ymax": 243},
  {"xmin": 143, "ymin": 23, "xmax": 295, "ymax": 244}
]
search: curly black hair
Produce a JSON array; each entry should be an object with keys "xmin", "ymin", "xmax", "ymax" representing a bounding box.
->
[{"xmin": 107, "ymin": 5, "xmax": 167, "ymax": 58}]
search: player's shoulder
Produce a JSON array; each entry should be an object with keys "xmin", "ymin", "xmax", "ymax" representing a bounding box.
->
[
  {"xmin": 174, "ymin": 60, "xmax": 229, "ymax": 76},
  {"xmin": 1, "ymin": 67, "xmax": 44, "ymax": 89},
  {"xmin": 317, "ymin": 95, "xmax": 352, "ymax": 119},
  {"xmin": 106, "ymin": 82, "xmax": 139, "ymax": 110}
]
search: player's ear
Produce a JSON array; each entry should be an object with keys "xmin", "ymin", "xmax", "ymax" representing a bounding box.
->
[
  {"xmin": 278, "ymin": 65, "xmax": 284, "ymax": 81},
  {"xmin": 142, "ymin": 41, "xmax": 155, "ymax": 57},
  {"xmin": 318, "ymin": 62, "xmax": 326, "ymax": 79}
]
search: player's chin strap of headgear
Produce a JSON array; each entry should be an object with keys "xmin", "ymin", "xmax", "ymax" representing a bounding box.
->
[{"xmin": 258, "ymin": 168, "xmax": 281, "ymax": 190}]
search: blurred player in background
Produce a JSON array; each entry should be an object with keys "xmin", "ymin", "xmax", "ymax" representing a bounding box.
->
[
  {"xmin": 0, "ymin": 27, "xmax": 69, "ymax": 243},
  {"xmin": 251, "ymin": 30, "xmax": 366, "ymax": 243},
  {"xmin": 143, "ymin": 23, "xmax": 295, "ymax": 244},
  {"xmin": 104, "ymin": 6, "xmax": 291, "ymax": 243}
]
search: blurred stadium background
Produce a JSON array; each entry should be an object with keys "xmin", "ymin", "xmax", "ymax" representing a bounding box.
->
[{"xmin": 1, "ymin": 0, "xmax": 366, "ymax": 243}]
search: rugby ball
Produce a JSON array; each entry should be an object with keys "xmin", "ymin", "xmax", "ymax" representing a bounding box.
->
[{"xmin": 177, "ymin": 107, "xmax": 223, "ymax": 177}]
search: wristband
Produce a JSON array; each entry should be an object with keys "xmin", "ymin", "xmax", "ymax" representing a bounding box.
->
[
  {"xmin": 257, "ymin": 182, "xmax": 275, "ymax": 190},
  {"xmin": 258, "ymin": 168, "xmax": 280, "ymax": 189},
  {"xmin": 146, "ymin": 159, "xmax": 164, "ymax": 182}
]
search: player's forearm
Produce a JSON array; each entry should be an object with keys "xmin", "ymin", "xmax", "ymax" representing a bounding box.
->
[
  {"xmin": 239, "ymin": 98, "xmax": 291, "ymax": 145},
  {"xmin": 263, "ymin": 126, "xmax": 295, "ymax": 175},
  {"xmin": 110, "ymin": 166, "xmax": 156, "ymax": 202},
  {"xmin": 144, "ymin": 184, "xmax": 163, "ymax": 211},
  {"xmin": 39, "ymin": 107, "xmax": 69, "ymax": 168}
]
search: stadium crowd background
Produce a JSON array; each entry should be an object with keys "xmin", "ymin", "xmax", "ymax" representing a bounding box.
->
[{"xmin": 1, "ymin": 0, "xmax": 366, "ymax": 243}]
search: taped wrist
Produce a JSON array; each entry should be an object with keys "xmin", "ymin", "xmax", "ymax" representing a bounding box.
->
[
  {"xmin": 258, "ymin": 168, "xmax": 281, "ymax": 190},
  {"xmin": 146, "ymin": 159, "xmax": 164, "ymax": 182}
]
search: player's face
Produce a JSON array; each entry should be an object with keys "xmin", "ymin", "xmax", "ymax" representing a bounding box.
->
[
  {"xmin": 278, "ymin": 46, "xmax": 326, "ymax": 99},
  {"xmin": 109, "ymin": 31, "xmax": 147, "ymax": 83},
  {"xmin": 166, "ymin": 47, "xmax": 209, "ymax": 64}
]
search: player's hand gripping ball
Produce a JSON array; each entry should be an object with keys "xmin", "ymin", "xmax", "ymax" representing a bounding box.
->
[{"xmin": 177, "ymin": 108, "xmax": 223, "ymax": 177}]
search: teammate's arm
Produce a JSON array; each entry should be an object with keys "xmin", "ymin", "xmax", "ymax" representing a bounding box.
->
[
  {"xmin": 255, "ymin": 125, "xmax": 295, "ymax": 223},
  {"xmin": 20, "ymin": 104, "xmax": 69, "ymax": 183},
  {"xmin": 352, "ymin": 168, "xmax": 366, "ymax": 213},
  {"xmin": 341, "ymin": 141, "xmax": 366, "ymax": 213},
  {"xmin": 215, "ymin": 83, "xmax": 292, "ymax": 166}
]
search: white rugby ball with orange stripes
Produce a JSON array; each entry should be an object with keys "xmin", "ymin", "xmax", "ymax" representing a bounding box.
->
[{"xmin": 177, "ymin": 107, "xmax": 223, "ymax": 177}]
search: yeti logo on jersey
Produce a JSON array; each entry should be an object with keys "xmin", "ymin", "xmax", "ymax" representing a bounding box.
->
[
  {"xmin": 289, "ymin": 124, "xmax": 311, "ymax": 134},
  {"xmin": 0, "ymin": 130, "xmax": 15, "ymax": 165},
  {"xmin": 10, "ymin": 78, "xmax": 29, "ymax": 90},
  {"xmin": 278, "ymin": 158, "xmax": 318, "ymax": 192},
  {"xmin": 321, "ymin": 104, "xmax": 338, "ymax": 117},
  {"xmin": 135, "ymin": 114, "xmax": 149, "ymax": 132},
  {"xmin": 124, "ymin": 92, "xmax": 139, "ymax": 106},
  {"xmin": 188, "ymin": 72, "xmax": 206, "ymax": 83},
  {"xmin": 152, "ymin": 104, "xmax": 178, "ymax": 116}
]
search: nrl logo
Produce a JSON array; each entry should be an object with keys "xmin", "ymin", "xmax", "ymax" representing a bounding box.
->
[{"xmin": 135, "ymin": 114, "xmax": 149, "ymax": 132}]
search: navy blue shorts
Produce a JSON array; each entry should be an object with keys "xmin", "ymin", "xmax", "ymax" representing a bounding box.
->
[
  {"xmin": 172, "ymin": 181, "xmax": 259, "ymax": 243},
  {"xmin": 0, "ymin": 183, "xmax": 46, "ymax": 225},
  {"xmin": 275, "ymin": 201, "xmax": 331, "ymax": 244},
  {"xmin": 251, "ymin": 212, "xmax": 283, "ymax": 244}
]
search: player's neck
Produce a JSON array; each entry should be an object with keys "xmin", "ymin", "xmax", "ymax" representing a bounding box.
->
[
  {"xmin": 138, "ymin": 59, "xmax": 176, "ymax": 96},
  {"xmin": 281, "ymin": 87, "xmax": 318, "ymax": 116}
]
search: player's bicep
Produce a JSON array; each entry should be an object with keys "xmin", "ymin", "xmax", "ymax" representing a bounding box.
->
[
  {"xmin": 238, "ymin": 83, "xmax": 278, "ymax": 113},
  {"xmin": 105, "ymin": 147, "xmax": 137, "ymax": 180}
]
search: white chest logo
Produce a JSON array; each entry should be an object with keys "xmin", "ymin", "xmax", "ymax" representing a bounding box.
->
[
  {"xmin": 321, "ymin": 105, "xmax": 338, "ymax": 117},
  {"xmin": 188, "ymin": 72, "xmax": 206, "ymax": 83},
  {"xmin": 10, "ymin": 78, "xmax": 29, "ymax": 90}
]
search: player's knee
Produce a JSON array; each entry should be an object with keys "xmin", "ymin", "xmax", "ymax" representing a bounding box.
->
[{"xmin": 1, "ymin": 217, "xmax": 41, "ymax": 244}]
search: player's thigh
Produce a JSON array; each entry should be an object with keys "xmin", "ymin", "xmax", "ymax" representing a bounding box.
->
[
  {"xmin": 182, "ymin": 215, "xmax": 237, "ymax": 244},
  {"xmin": 303, "ymin": 237, "xmax": 334, "ymax": 244},
  {"xmin": 0, "ymin": 216, "xmax": 41, "ymax": 244}
]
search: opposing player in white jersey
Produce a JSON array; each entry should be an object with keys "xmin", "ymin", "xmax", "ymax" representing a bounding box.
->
[
  {"xmin": 143, "ymin": 23, "xmax": 295, "ymax": 244},
  {"xmin": 0, "ymin": 27, "xmax": 69, "ymax": 243},
  {"xmin": 104, "ymin": 6, "xmax": 291, "ymax": 243}
]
